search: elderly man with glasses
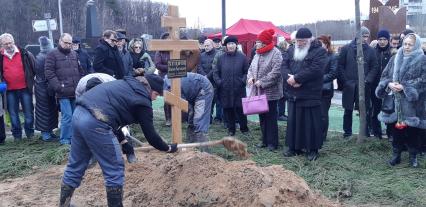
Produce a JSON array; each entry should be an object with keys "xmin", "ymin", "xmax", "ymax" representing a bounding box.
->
[
  {"xmin": 0, "ymin": 33, "xmax": 36, "ymax": 142},
  {"xmin": 93, "ymin": 30, "xmax": 125, "ymax": 79},
  {"xmin": 45, "ymin": 33, "xmax": 87, "ymax": 145}
]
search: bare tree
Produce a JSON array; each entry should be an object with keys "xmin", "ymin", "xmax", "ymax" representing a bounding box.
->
[{"xmin": 355, "ymin": 0, "xmax": 367, "ymax": 142}]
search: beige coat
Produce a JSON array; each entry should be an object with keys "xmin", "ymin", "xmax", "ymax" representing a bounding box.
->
[{"xmin": 247, "ymin": 47, "xmax": 283, "ymax": 101}]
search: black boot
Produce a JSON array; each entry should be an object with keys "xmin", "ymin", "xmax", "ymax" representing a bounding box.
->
[
  {"xmin": 59, "ymin": 183, "xmax": 75, "ymax": 207},
  {"xmin": 409, "ymin": 152, "xmax": 419, "ymax": 168},
  {"xmin": 106, "ymin": 186, "xmax": 123, "ymax": 207},
  {"xmin": 388, "ymin": 148, "xmax": 401, "ymax": 166}
]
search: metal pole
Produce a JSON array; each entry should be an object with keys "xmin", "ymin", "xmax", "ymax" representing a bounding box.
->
[
  {"xmin": 44, "ymin": 13, "xmax": 53, "ymax": 44},
  {"xmin": 221, "ymin": 0, "xmax": 226, "ymax": 38},
  {"xmin": 47, "ymin": 19, "xmax": 53, "ymax": 42},
  {"xmin": 58, "ymin": 0, "xmax": 64, "ymax": 35}
]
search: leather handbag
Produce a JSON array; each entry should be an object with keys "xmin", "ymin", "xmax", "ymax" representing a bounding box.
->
[
  {"xmin": 381, "ymin": 93, "xmax": 395, "ymax": 113},
  {"xmin": 242, "ymin": 86, "xmax": 269, "ymax": 115}
]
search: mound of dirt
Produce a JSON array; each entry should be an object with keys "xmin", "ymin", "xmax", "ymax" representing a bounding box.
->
[{"xmin": 0, "ymin": 151, "xmax": 340, "ymax": 207}]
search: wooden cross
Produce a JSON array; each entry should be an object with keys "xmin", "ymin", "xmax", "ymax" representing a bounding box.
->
[{"xmin": 147, "ymin": 5, "xmax": 199, "ymax": 144}]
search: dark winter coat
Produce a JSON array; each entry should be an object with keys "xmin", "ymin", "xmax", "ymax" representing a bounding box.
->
[
  {"xmin": 34, "ymin": 49, "xmax": 58, "ymax": 132},
  {"xmin": 374, "ymin": 44, "xmax": 392, "ymax": 85},
  {"xmin": 0, "ymin": 47, "xmax": 35, "ymax": 92},
  {"xmin": 247, "ymin": 47, "xmax": 283, "ymax": 101},
  {"xmin": 93, "ymin": 39, "xmax": 125, "ymax": 79},
  {"xmin": 338, "ymin": 39, "xmax": 379, "ymax": 110},
  {"xmin": 118, "ymin": 48, "xmax": 133, "ymax": 77},
  {"xmin": 154, "ymin": 51, "xmax": 170, "ymax": 78},
  {"xmin": 322, "ymin": 53, "xmax": 338, "ymax": 98},
  {"xmin": 281, "ymin": 40, "xmax": 328, "ymax": 105},
  {"xmin": 45, "ymin": 47, "xmax": 85, "ymax": 98},
  {"xmin": 197, "ymin": 48, "xmax": 217, "ymax": 84},
  {"xmin": 75, "ymin": 48, "xmax": 93, "ymax": 73},
  {"xmin": 130, "ymin": 52, "xmax": 155, "ymax": 74},
  {"xmin": 213, "ymin": 50, "xmax": 248, "ymax": 108},
  {"xmin": 375, "ymin": 36, "xmax": 426, "ymax": 129},
  {"xmin": 76, "ymin": 76, "xmax": 170, "ymax": 151}
]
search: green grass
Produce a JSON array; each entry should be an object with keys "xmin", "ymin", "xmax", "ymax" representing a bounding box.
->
[{"xmin": 0, "ymin": 100, "xmax": 425, "ymax": 207}]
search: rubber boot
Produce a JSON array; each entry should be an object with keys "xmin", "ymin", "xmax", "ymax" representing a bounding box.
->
[
  {"xmin": 59, "ymin": 183, "xmax": 75, "ymax": 207},
  {"xmin": 106, "ymin": 186, "xmax": 123, "ymax": 207},
  {"xmin": 186, "ymin": 126, "xmax": 196, "ymax": 143},
  {"xmin": 409, "ymin": 152, "xmax": 419, "ymax": 168},
  {"xmin": 195, "ymin": 132, "xmax": 209, "ymax": 152},
  {"xmin": 164, "ymin": 104, "xmax": 171, "ymax": 127},
  {"xmin": 388, "ymin": 148, "xmax": 401, "ymax": 166}
]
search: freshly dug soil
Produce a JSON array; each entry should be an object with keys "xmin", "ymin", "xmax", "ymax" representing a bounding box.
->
[{"xmin": 0, "ymin": 151, "xmax": 340, "ymax": 207}]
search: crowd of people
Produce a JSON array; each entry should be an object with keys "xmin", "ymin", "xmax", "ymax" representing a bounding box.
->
[{"xmin": 0, "ymin": 25, "xmax": 425, "ymax": 206}]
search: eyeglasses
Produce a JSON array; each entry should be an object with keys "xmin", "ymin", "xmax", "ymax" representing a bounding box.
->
[
  {"xmin": 110, "ymin": 39, "xmax": 118, "ymax": 43},
  {"xmin": 133, "ymin": 46, "xmax": 142, "ymax": 49}
]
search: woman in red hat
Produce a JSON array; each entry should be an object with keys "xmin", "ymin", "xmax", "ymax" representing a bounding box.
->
[{"xmin": 247, "ymin": 29, "xmax": 283, "ymax": 151}]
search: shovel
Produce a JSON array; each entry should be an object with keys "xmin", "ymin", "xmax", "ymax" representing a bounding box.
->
[{"xmin": 128, "ymin": 135, "xmax": 249, "ymax": 158}]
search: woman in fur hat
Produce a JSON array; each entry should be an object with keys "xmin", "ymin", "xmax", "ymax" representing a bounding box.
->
[{"xmin": 376, "ymin": 33, "xmax": 426, "ymax": 168}]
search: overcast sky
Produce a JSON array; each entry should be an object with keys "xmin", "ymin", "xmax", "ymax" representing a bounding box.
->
[{"xmin": 153, "ymin": 0, "xmax": 371, "ymax": 28}]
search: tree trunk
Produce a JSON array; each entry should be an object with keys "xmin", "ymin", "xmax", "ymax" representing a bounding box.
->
[{"xmin": 355, "ymin": 0, "xmax": 367, "ymax": 143}]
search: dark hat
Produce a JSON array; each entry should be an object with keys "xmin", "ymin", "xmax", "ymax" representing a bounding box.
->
[
  {"xmin": 72, "ymin": 37, "xmax": 81, "ymax": 44},
  {"xmin": 402, "ymin": 29, "xmax": 414, "ymax": 36},
  {"xmin": 160, "ymin": 32, "xmax": 170, "ymax": 39},
  {"xmin": 116, "ymin": 32, "xmax": 128, "ymax": 41},
  {"xmin": 198, "ymin": 35, "xmax": 207, "ymax": 44},
  {"xmin": 86, "ymin": 77, "xmax": 103, "ymax": 91},
  {"xmin": 257, "ymin": 29, "xmax": 275, "ymax": 45},
  {"xmin": 377, "ymin": 29, "xmax": 390, "ymax": 40},
  {"xmin": 296, "ymin": 28, "xmax": 312, "ymax": 39},
  {"xmin": 38, "ymin": 36, "xmax": 53, "ymax": 52},
  {"xmin": 116, "ymin": 29, "xmax": 127, "ymax": 35},
  {"xmin": 145, "ymin": 74, "xmax": 164, "ymax": 96},
  {"xmin": 212, "ymin": 37, "xmax": 221, "ymax": 43},
  {"xmin": 223, "ymin": 35, "xmax": 238, "ymax": 46}
]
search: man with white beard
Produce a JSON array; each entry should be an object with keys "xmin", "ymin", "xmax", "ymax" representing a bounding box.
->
[{"xmin": 281, "ymin": 28, "xmax": 328, "ymax": 161}]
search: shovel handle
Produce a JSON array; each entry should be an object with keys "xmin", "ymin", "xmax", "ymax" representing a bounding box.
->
[{"xmin": 134, "ymin": 139, "xmax": 224, "ymax": 152}]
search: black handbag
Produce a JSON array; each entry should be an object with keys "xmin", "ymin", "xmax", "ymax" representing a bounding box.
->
[{"xmin": 381, "ymin": 94, "xmax": 395, "ymax": 113}]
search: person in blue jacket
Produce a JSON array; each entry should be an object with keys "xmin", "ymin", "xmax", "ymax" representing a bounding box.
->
[
  {"xmin": 59, "ymin": 72, "xmax": 178, "ymax": 207},
  {"xmin": 164, "ymin": 72, "xmax": 214, "ymax": 149}
]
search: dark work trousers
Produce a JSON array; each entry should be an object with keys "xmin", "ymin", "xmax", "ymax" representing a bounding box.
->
[
  {"xmin": 164, "ymin": 103, "xmax": 171, "ymax": 122},
  {"xmin": 0, "ymin": 115, "xmax": 5, "ymax": 143},
  {"xmin": 320, "ymin": 96, "xmax": 332, "ymax": 142},
  {"xmin": 277, "ymin": 97, "xmax": 286, "ymax": 117},
  {"xmin": 391, "ymin": 124, "xmax": 423, "ymax": 154},
  {"xmin": 259, "ymin": 100, "xmax": 279, "ymax": 148},
  {"xmin": 370, "ymin": 87, "xmax": 382, "ymax": 136},
  {"xmin": 343, "ymin": 87, "xmax": 372, "ymax": 136},
  {"xmin": 223, "ymin": 107, "xmax": 248, "ymax": 134}
]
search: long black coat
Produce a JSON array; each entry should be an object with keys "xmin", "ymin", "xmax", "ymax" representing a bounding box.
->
[
  {"xmin": 93, "ymin": 39, "xmax": 125, "ymax": 79},
  {"xmin": 338, "ymin": 39, "xmax": 379, "ymax": 110},
  {"xmin": 213, "ymin": 50, "xmax": 248, "ymax": 108},
  {"xmin": 34, "ymin": 50, "xmax": 58, "ymax": 132},
  {"xmin": 281, "ymin": 40, "xmax": 328, "ymax": 105},
  {"xmin": 322, "ymin": 53, "xmax": 338, "ymax": 98}
]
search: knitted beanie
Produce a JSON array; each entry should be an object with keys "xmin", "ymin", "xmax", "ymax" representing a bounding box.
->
[
  {"xmin": 257, "ymin": 29, "xmax": 275, "ymax": 44},
  {"xmin": 377, "ymin": 29, "xmax": 390, "ymax": 40}
]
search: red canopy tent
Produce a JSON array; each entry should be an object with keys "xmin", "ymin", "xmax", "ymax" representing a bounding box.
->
[{"xmin": 208, "ymin": 18, "xmax": 290, "ymax": 56}]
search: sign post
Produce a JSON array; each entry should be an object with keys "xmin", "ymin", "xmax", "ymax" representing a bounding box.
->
[
  {"xmin": 148, "ymin": 5, "xmax": 198, "ymax": 144},
  {"xmin": 44, "ymin": 13, "xmax": 53, "ymax": 42}
]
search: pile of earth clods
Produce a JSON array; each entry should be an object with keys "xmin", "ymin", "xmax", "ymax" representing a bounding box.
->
[{"xmin": 0, "ymin": 151, "xmax": 340, "ymax": 207}]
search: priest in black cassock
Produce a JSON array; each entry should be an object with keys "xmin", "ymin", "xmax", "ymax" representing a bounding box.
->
[{"xmin": 281, "ymin": 28, "xmax": 328, "ymax": 161}]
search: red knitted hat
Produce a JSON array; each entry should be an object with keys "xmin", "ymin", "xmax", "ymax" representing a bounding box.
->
[{"xmin": 257, "ymin": 29, "xmax": 275, "ymax": 44}]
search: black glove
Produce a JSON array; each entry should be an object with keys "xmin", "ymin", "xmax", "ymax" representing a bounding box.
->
[
  {"xmin": 121, "ymin": 142, "xmax": 134, "ymax": 155},
  {"xmin": 167, "ymin": 143, "xmax": 178, "ymax": 153}
]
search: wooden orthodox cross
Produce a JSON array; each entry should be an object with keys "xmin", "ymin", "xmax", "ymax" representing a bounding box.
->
[{"xmin": 147, "ymin": 5, "xmax": 199, "ymax": 144}]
